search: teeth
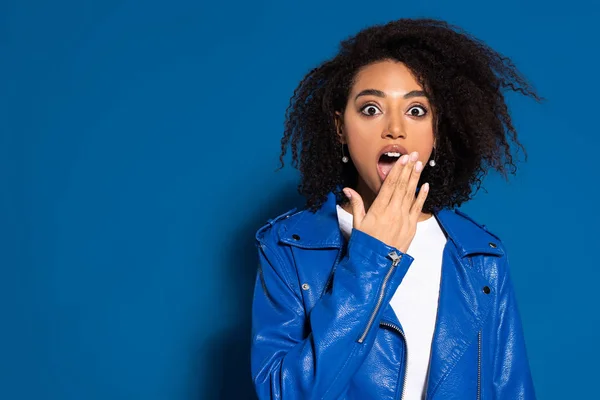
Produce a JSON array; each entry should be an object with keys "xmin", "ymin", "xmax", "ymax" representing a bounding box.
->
[{"xmin": 384, "ymin": 152, "xmax": 402, "ymax": 157}]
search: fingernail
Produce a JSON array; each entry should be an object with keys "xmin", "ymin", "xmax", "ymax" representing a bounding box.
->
[
  {"xmin": 410, "ymin": 151, "xmax": 419, "ymax": 162},
  {"xmin": 422, "ymin": 183, "xmax": 429, "ymax": 192},
  {"xmin": 343, "ymin": 189, "xmax": 351, "ymax": 199},
  {"xmin": 400, "ymin": 155, "xmax": 409, "ymax": 164},
  {"xmin": 415, "ymin": 161, "xmax": 423, "ymax": 172}
]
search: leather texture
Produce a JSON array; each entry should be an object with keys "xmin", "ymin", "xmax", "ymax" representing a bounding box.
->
[{"xmin": 251, "ymin": 192, "xmax": 536, "ymax": 399}]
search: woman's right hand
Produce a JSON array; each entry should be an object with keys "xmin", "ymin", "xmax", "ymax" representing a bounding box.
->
[{"xmin": 342, "ymin": 151, "xmax": 429, "ymax": 254}]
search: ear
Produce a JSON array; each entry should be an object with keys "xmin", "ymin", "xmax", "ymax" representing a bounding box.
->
[{"xmin": 334, "ymin": 111, "xmax": 346, "ymax": 144}]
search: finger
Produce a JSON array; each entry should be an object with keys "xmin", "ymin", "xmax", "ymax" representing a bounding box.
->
[
  {"xmin": 343, "ymin": 188, "xmax": 366, "ymax": 228},
  {"xmin": 409, "ymin": 182, "xmax": 430, "ymax": 219},
  {"xmin": 389, "ymin": 151, "xmax": 419, "ymax": 208},
  {"xmin": 373, "ymin": 153, "xmax": 410, "ymax": 210},
  {"xmin": 404, "ymin": 159, "xmax": 424, "ymax": 205}
]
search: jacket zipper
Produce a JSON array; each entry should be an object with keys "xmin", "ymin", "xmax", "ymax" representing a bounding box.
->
[
  {"xmin": 380, "ymin": 321, "xmax": 408, "ymax": 400},
  {"xmin": 477, "ymin": 330, "xmax": 482, "ymax": 400},
  {"xmin": 357, "ymin": 251, "xmax": 401, "ymax": 343}
]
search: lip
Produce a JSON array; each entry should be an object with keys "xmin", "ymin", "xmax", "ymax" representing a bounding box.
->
[
  {"xmin": 376, "ymin": 144, "xmax": 409, "ymax": 182},
  {"xmin": 377, "ymin": 144, "xmax": 409, "ymax": 160}
]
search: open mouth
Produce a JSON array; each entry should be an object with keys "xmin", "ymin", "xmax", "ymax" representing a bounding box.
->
[
  {"xmin": 377, "ymin": 152, "xmax": 402, "ymax": 179},
  {"xmin": 376, "ymin": 144, "xmax": 408, "ymax": 181}
]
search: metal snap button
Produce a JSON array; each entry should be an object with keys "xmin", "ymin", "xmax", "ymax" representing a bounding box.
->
[
  {"xmin": 301, "ymin": 283, "xmax": 310, "ymax": 290},
  {"xmin": 483, "ymin": 286, "xmax": 491, "ymax": 294},
  {"xmin": 292, "ymin": 234, "xmax": 300, "ymax": 240},
  {"xmin": 489, "ymin": 242, "xmax": 497, "ymax": 248}
]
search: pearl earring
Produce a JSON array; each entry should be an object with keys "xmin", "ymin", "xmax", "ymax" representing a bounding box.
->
[
  {"xmin": 428, "ymin": 147, "xmax": 437, "ymax": 167},
  {"xmin": 341, "ymin": 145, "xmax": 349, "ymax": 163}
]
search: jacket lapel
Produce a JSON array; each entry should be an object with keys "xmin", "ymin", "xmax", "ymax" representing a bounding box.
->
[{"xmin": 425, "ymin": 208, "xmax": 503, "ymax": 398}]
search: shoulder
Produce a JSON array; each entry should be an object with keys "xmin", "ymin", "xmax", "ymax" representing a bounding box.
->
[
  {"xmin": 450, "ymin": 208, "xmax": 512, "ymax": 278},
  {"xmin": 439, "ymin": 207, "xmax": 508, "ymax": 259},
  {"xmin": 253, "ymin": 208, "xmax": 308, "ymax": 301},
  {"xmin": 453, "ymin": 209, "xmax": 504, "ymax": 243},
  {"xmin": 255, "ymin": 207, "xmax": 305, "ymax": 246}
]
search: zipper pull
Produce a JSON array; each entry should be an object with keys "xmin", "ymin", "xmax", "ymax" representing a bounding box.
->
[{"xmin": 388, "ymin": 251, "xmax": 402, "ymax": 267}]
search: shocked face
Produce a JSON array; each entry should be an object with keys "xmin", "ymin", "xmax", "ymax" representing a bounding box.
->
[{"xmin": 336, "ymin": 59, "xmax": 435, "ymax": 200}]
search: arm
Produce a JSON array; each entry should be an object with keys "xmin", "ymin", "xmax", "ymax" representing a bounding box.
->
[
  {"xmin": 251, "ymin": 229, "xmax": 413, "ymax": 400},
  {"xmin": 492, "ymin": 256, "xmax": 536, "ymax": 399}
]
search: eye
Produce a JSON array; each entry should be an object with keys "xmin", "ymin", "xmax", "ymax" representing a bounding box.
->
[
  {"xmin": 360, "ymin": 104, "xmax": 382, "ymax": 116},
  {"xmin": 407, "ymin": 105, "xmax": 427, "ymax": 117}
]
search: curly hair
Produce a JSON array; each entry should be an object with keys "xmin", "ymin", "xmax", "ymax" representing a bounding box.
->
[{"xmin": 279, "ymin": 18, "xmax": 542, "ymax": 213}]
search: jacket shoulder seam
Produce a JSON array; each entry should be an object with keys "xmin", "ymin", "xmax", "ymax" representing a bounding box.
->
[{"xmin": 454, "ymin": 209, "xmax": 504, "ymax": 243}]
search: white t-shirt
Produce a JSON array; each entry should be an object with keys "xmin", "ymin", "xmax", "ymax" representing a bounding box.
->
[{"xmin": 336, "ymin": 204, "xmax": 447, "ymax": 399}]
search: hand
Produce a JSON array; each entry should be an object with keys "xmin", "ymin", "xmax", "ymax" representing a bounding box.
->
[{"xmin": 343, "ymin": 151, "xmax": 430, "ymax": 253}]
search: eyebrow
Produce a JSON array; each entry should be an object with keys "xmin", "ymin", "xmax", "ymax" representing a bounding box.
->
[{"xmin": 354, "ymin": 89, "xmax": 429, "ymax": 101}]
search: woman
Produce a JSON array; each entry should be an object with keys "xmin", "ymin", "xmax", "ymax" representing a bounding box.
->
[{"xmin": 251, "ymin": 18, "xmax": 540, "ymax": 399}]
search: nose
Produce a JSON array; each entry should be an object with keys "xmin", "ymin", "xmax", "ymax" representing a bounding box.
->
[{"xmin": 382, "ymin": 115, "xmax": 406, "ymax": 139}]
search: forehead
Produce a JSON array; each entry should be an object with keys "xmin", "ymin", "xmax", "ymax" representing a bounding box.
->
[{"xmin": 351, "ymin": 60, "xmax": 423, "ymax": 93}]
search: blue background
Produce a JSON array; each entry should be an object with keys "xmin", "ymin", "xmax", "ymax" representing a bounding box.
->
[{"xmin": 2, "ymin": 0, "xmax": 598, "ymax": 399}]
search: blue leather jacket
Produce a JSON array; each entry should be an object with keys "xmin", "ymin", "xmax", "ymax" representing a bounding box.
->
[{"xmin": 251, "ymin": 192, "xmax": 536, "ymax": 399}]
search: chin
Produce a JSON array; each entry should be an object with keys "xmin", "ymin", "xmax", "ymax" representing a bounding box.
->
[
  {"xmin": 364, "ymin": 178, "xmax": 382, "ymax": 196},
  {"xmin": 354, "ymin": 172, "xmax": 381, "ymax": 198}
]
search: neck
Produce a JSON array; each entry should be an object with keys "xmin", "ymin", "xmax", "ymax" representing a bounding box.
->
[{"xmin": 342, "ymin": 177, "xmax": 433, "ymax": 222}]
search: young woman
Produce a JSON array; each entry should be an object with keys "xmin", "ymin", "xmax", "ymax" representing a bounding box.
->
[{"xmin": 251, "ymin": 18, "xmax": 540, "ymax": 400}]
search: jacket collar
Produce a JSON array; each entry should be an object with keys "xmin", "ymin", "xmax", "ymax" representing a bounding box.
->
[{"xmin": 280, "ymin": 191, "xmax": 503, "ymax": 257}]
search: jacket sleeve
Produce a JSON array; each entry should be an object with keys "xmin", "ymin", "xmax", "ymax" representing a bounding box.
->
[
  {"xmin": 492, "ymin": 255, "xmax": 536, "ymax": 399},
  {"xmin": 251, "ymin": 229, "xmax": 413, "ymax": 400}
]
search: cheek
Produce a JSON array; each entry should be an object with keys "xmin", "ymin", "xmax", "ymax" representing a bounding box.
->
[
  {"xmin": 343, "ymin": 121, "xmax": 369, "ymax": 150},
  {"xmin": 414, "ymin": 125, "xmax": 435, "ymax": 160},
  {"xmin": 346, "ymin": 140, "xmax": 373, "ymax": 167},
  {"xmin": 418, "ymin": 141, "xmax": 434, "ymax": 160},
  {"xmin": 345, "ymin": 130, "xmax": 377, "ymax": 163},
  {"xmin": 343, "ymin": 114, "xmax": 381, "ymax": 146}
]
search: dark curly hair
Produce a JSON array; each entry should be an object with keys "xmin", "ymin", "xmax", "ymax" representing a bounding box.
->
[{"xmin": 279, "ymin": 18, "xmax": 542, "ymax": 213}]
